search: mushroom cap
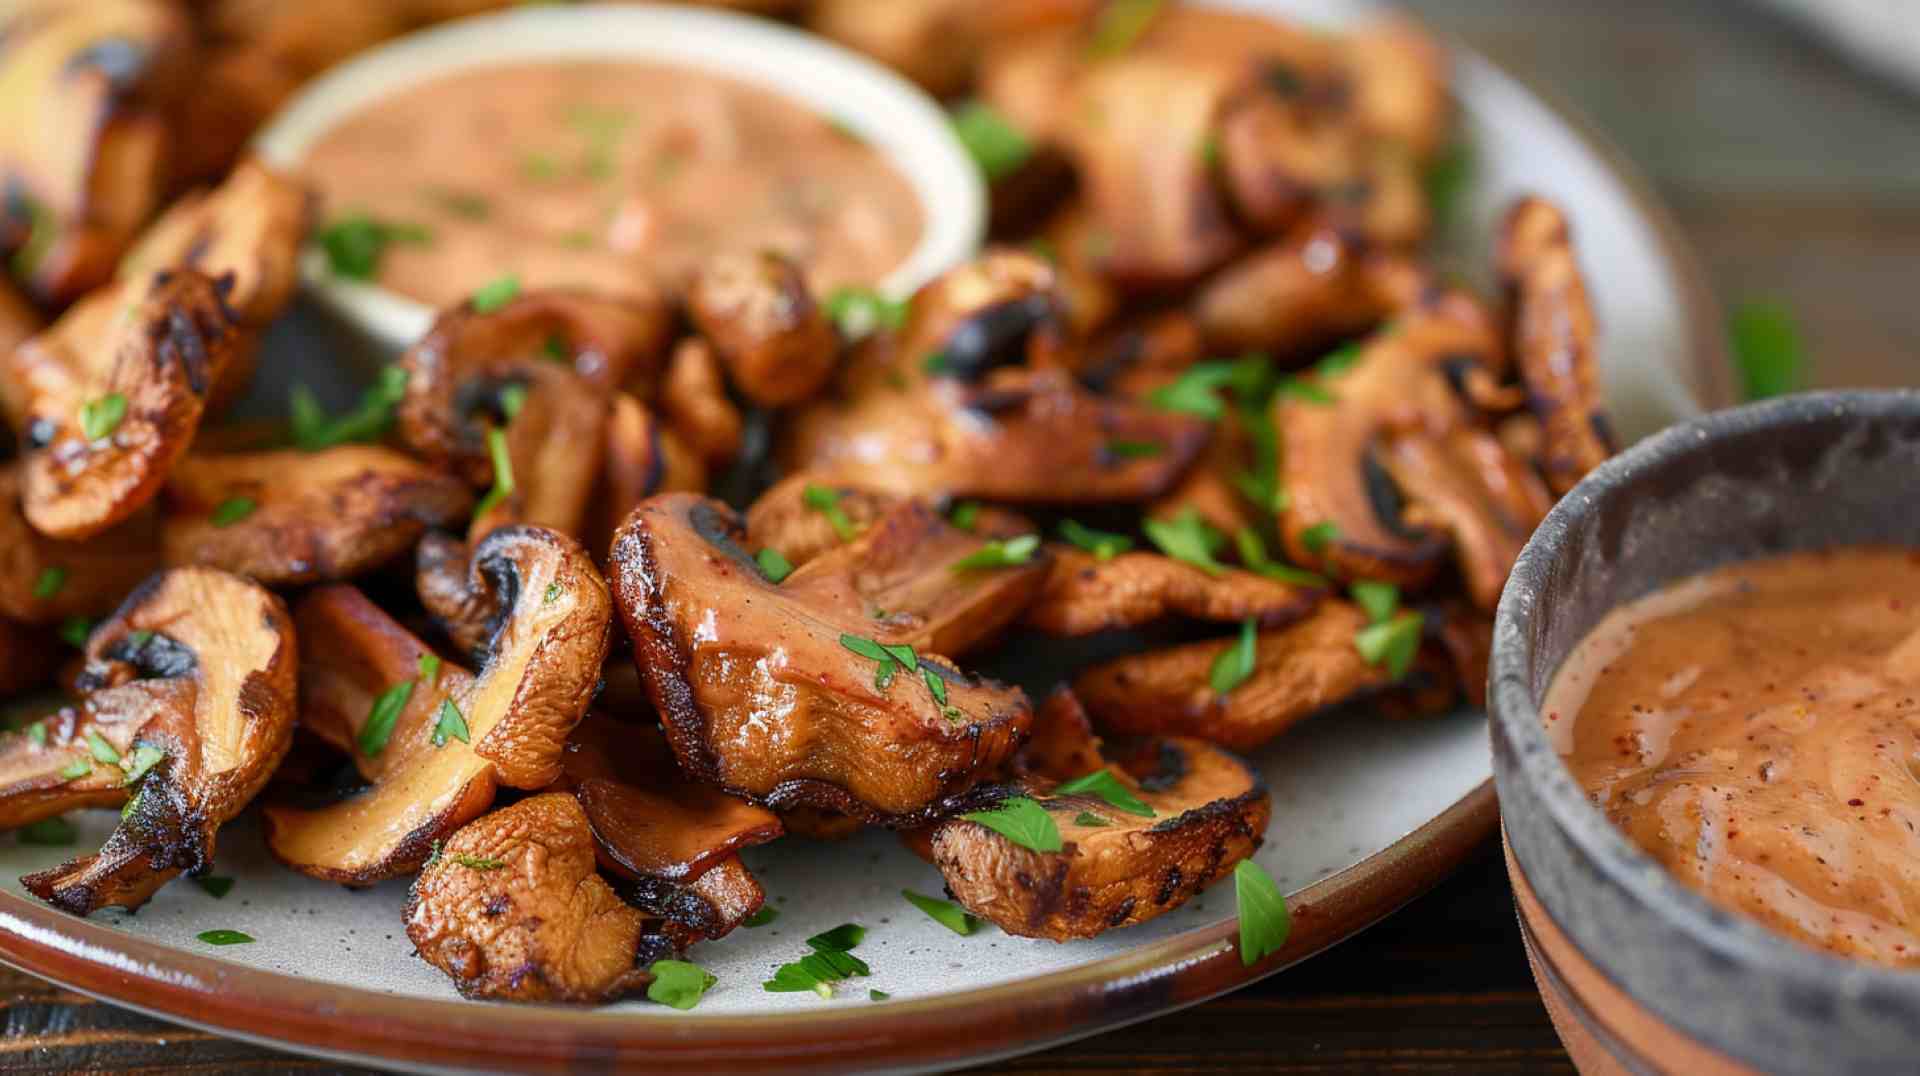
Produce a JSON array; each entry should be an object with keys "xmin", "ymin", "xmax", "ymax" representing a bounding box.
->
[
  {"xmin": 162, "ymin": 445, "xmax": 473, "ymax": 585},
  {"xmin": 265, "ymin": 526, "xmax": 610, "ymax": 883},
  {"xmin": 404, "ymin": 792, "xmax": 654, "ymax": 1004},
  {"xmin": 610, "ymin": 493, "xmax": 1033, "ymax": 824},
  {"xmin": 18, "ymin": 269, "xmax": 243, "ymax": 540},
  {"xmin": 929, "ymin": 692, "xmax": 1272, "ymax": 940},
  {"xmin": 1024, "ymin": 547, "xmax": 1323, "ymax": 636},
  {"xmin": 687, "ymin": 250, "xmax": 837, "ymax": 408},
  {"xmin": 14, "ymin": 566, "xmax": 297, "ymax": 915},
  {"xmin": 0, "ymin": 462, "xmax": 159, "ymax": 623}
]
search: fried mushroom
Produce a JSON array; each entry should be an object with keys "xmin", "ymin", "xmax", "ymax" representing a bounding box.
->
[
  {"xmin": 611, "ymin": 494, "xmax": 1032, "ymax": 824},
  {"xmin": 656, "ymin": 337, "xmax": 744, "ymax": 469},
  {"xmin": 1024, "ymin": 548, "xmax": 1322, "ymax": 636},
  {"xmin": 927, "ymin": 690, "xmax": 1270, "ymax": 941},
  {"xmin": 15, "ymin": 270, "xmax": 242, "ymax": 540},
  {"xmin": 0, "ymin": 463, "xmax": 158, "ymax": 624},
  {"xmin": 686, "ymin": 250, "xmax": 838, "ymax": 407},
  {"xmin": 13, "ymin": 567, "xmax": 296, "ymax": 915},
  {"xmin": 1499, "ymin": 196, "xmax": 1613, "ymax": 495},
  {"xmin": 265, "ymin": 526, "xmax": 610, "ymax": 883},
  {"xmin": 404, "ymin": 792, "xmax": 654, "ymax": 1004},
  {"xmin": 1193, "ymin": 219, "xmax": 1427, "ymax": 358},
  {"xmin": 162, "ymin": 446, "xmax": 472, "ymax": 585}
]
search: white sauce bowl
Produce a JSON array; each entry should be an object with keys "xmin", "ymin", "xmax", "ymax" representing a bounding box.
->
[{"xmin": 253, "ymin": 3, "xmax": 986, "ymax": 353}]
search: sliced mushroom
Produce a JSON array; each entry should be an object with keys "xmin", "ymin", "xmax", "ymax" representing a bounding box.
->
[
  {"xmin": 0, "ymin": 0, "xmax": 189, "ymax": 306},
  {"xmin": 656, "ymin": 337, "xmax": 744, "ymax": 468},
  {"xmin": 0, "ymin": 617, "xmax": 57, "ymax": 697},
  {"xmin": 1075, "ymin": 310, "xmax": 1204, "ymax": 398},
  {"xmin": 928, "ymin": 691, "xmax": 1270, "ymax": 940},
  {"xmin": 162, "ymin": 446, "xmax": 472, "ymax": 585},
  {"xmin": 893, "ymin": 249, "xmax": 1073, "ymax": 379},
  {"xmin": 13, "ymin": 567, "xmax": 296, "ymax": 915},
  {"xmin": 1276, "ymin": 293, "xmax": 1517, "ymax": 590},
  {"xmin": 1376, "ymin": 425, "xmax": 1551, "ymax": 610},
  {"xmin": 1194, "ymin": 219, "xmax": 1427, "ymax": 358},
  {"xmin": 563, "ymin": 712, "xmax": 781, "ymax": 943},
  {"xmin": 265, "ymin": 526, "xmax": 610, "ymax": 883},
  {"xmin": 610, "ymin": 494, "xmax": 1032, "ymax": 824},
  {"xmin": 1342, "ymin": 16, "xmax": 1452, "ymax": 162},
  {"xmin": 742, "ymin": 472, "xmax": 912, "ymax": 571},
  {"xmin": 1499, "ymin": 197, "xmax": 1613, "ymax": 495},
  {"xmin": 1074, "ymin": 600, "xmax": 1391, "ymax": 752},
  {"xmin": 0, "ymin": 463, "xmax": 159, "ymax": 624},
  {"xmin": 687, "ymin": 251, "xmax": 838, "ymax": 407},
  {"xmin": 404, "ymin": 792, "xmax": 654, "ymax": 1004},
  {"xmin": 415, "ymin": 532, "xmax": 498, "ymax": 662},
  {"xmin": 1025, "ymin": 548, "xmax": 1322, "ymax": 636},
  {"xmin": 1213, "ymin": 77, "xmax": 1359, "ymax": 238},
  {"xmin": 462, "ymin": 363, "xmax": 608, "ymax": 544},
  {"xmin": 809, "ymin": 0, "xmax": 978, "ymax": 97},
  {"xmin": 15, "ymin": 270, "xmax": 243, "ymax": 540},
  {"xmin": 1424, "ymin": 600, "xmax": 1494, "ymax": 711},
  {"xmin": 582, "ymin": 392, "xmax": 706, "ymax": 559}
]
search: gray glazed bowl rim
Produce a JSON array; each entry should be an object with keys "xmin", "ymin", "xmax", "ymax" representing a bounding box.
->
[{"xmin": 1490, "ymin": 390, "xmax": 1920, "ymax": 1036}]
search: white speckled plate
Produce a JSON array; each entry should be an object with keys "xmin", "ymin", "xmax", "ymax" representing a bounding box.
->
[{"xmin": 0, "ymin": 2, "xmax": 1729, "ymax": 1072}]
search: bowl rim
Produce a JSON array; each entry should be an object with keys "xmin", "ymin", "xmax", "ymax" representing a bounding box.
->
[
  {"xmin": 1491, "ymin": 389, "xmax": 1920, "ymax": 1022},
  {"xmin": 250, "ymin": 1, "xmax": 986, "ymax": 350}
]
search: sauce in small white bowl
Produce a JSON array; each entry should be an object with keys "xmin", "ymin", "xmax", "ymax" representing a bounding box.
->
[{"xmin": 253, "ymin": 3, "xmax": 985, "ymax": 351}]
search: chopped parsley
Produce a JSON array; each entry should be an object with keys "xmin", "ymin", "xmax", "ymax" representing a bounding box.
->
[
  {"xmin": 119, "ymin": 744, "xmax": 164, "ymax": 784},
  {"xmin": 194, "ymin": 875, "xmax": 235, "ymax": 899},
  {"xmin": 1424, "ymin": 140, "xmax": 1472, "ymax": 228},
  {"xmin": 756, "ymin": 547, "xmax": 794, "ymax": 583},
  {"xmin": 1143, "ymin": 510, "xmax": 1228, "ymax": 576},
  {"xmin": 418, "ymin": 653, "xmax": 441, "ymax": 684},
  {"xmin": 870, "ymin": 989, "xmax": 891, "ymax": 1002},
  {"xmin": 902, "ymin": 889, "xmax": 979, "ymax": 936},
  {"xmin": 544, "ymin": 582, "xmax": 562, "ymax": 603},
  {"xmin": 1086, "ymin": 0, "xmax": 1165, "ymax": 58},
  {"xmin": 950, "ymin": 101, "xmax": 1033, "ymax": 183},
  {"xmin": 1209, "ymin": 618, "xmax": 1259, "ymax": 697},
  {"xmin": 78, "ymin": 393, "xmax": 128, "ymax": 441},
  {"xmin": 291, "ymin": 364, "xmax": 408, "ymax": 450},
  {"xmin": 357, "ymin": 680, "xmax": 414, "ymax": 758},
  {"xmin": 26, "ymin": 722, "xmax": 45, "ymax": 745},
  {"xmin": 1731, "ymin": 301, "xmax": 1805, "ymax": 400},
  {"xmin": 210, "ymin": 496, "xmax": 256, "ymax": 528},
  {"xmin": 84, "ymin": 730, "xmax": 119, "ymax": 764},
  {"xmin": 1053, "ymin": 769, "xmax": 1155, "ymax": 817},
  {"xmin": 1316, "ymin": 342, "xmax": 1363, "ymax": 378},
  {"xmin": 951, "ymin": 534, "xmax": 1040, "ymax": 572},
  {"xmin": 1276, "ymin": 376, "xmax": 1335, "ymax": 405},
  {"xmin": 470, "ymin": 274, "xmax": 521, "ymax": 314},
  {"xmin": 960, "ymin": 796, "xmax": 1061, "ymax": 853},
  {"xmin": 1300, "ymin": 521, "xmax": 1341, "ymax": 555},
  {"xmin": 196, "ymin": 929, "xmax": 254, "ymax": 946},
  {"xmin": 1059, "ymin": 519, "xmax": 1133, "ymax": 560},
  {"xmin": 1235, "ymin": 859, "xmax": 1290, "ymax": 966},
  {"xmin": 319, "ymin": 214, "xmax": 432, "ymax": 279},
  {"xmin": 806, "ymin": 923, "xmax": 867, "ymax": 952},
  {"xmin": 947, "ymin": 501, "xmax": 981, "ymax": 531},
  {"xmin": 32, "ymin": 566, "xmax": 66, "ymax": 600},
  {"xmin": 498, "ymin": 383, "xmax": 528, "ymax": 422},
  {"xmin": 1147, "ymin": 354, "xmax": 1273, "ymax": 420},
  {"xmin": 57, "ymin": 758, "xmax": 91, "ymax": 780},
  {"xmin": 474, "ymin": 426, "xmax": 516, "ymax": 518},
  {"xmin": 763, "ymin": 921, "xmax": 872, "ymax": 997},
  {"xmin": 823, "ymin": 287, "xmax": 907, "ymax": 340},
  {"xmin": 1234, "ymin": 528, "xmax": 1325, "ymax": 587},
  {"xmin": 647, "ymin": 959, "xmax": 718, "ymax": 1010},
  {"xmin": 802, "ymin": 483, "xmax": 858, "ymax": 541},
  {"xmin": 450, "ymin": 852, "xmax": 505, "ymax": 871},
  {"xmin": 840, "ymin": 634, "xmax": 892, "ymax": 663},
  {"xmin": 1355, "ymin": 610, "xmax": 1424, "ymax": 681},
  {"xmin": 744, "ymin": 906, "xmax": 780, "ymax": 928},
  {"xmin": 1104, "ymin": 439, "xmax": 1164, "ymax": 459},
  {"xmin": 57, "ymin": 616, "xmax": 91, "ymax": 649},
  {"xmin": 921, "ymin": 666, "xmax": 948, "ymax": 706},
  {"xmin": 1073, "ymin": 812, "xmax": 1111, "ymax": 827},
  {"xmin": 1350, "ymin": 581, "xmax": 1400, "ymax": 624},
  {"xmin": 432, "ymin": 699, "xmax": 470, "ymax": 747},
  {"xmin": 921, "ymin": 350, "xmax": 953, "ymax": 375},
  {"xmin": 17, "ymin": 816, "xmax": 75, "ymax": 846}
]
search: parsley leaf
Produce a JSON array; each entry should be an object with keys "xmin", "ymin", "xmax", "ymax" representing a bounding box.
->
[
  {"xmin": 32, "ymin": 566, "xmax": 66, "ymax": 600},
  {"xmin": 948, "ymin": 501, "xmax": 981, "ymax": 531},
  {"xmin": 1350, "ymin": 581, "xmax": 1400, "ymax": 624},
  {"xmin": 1355, "ymin": 610, "xmax": 1424, "ymax": 680},
  {"xmin": 58, "ymin": 758, "xmax": 91, "ymax": 780},
  {"xmin": 84, "ymin": 730, "xmax": 119, "ymax": 764},
  {"xmin": 119, "ymin": 744, "xmax": 164, "ymax": 784},
  {"xmin": 498, "ymin": 383, "xmax": 527, "ymax": 422},
  {"xmin": 469, "ymin": 274, "xmax": 521, "ymax": 313},
  {"xmin": 1144, "ymin": 510, "xmax": 1228, "ymax": 576},
  {"xmin": 823, "ymin": 287, "xmax": 907, "ymax": 340},
  {"xmin": 1731, "ymin": 301, "xmax": 1805, "ymax": 401},
  {"xmin": 840, "ymin": 634, "xmax": 892, "ymax": 663},
  {"xmin": 474, "ymin": 425, "xmax": 516, "ymax": 518},
  {"xmin": 450, "ymin": 852, "xmax": 505, "ymax": 870},
  {"xmin": 756, "ymin": 547, "xmax": 794, "ymax": 583},
  {"xmin": 18, "ymin": 816, "xmax": 75, "ymax": 846},
  {"xmin": 319, "ymin": 214, "xmax": 431, "ymax": 279},
  {"xmin": 807, "ymin": 923, "xmax": 867, "ymax": 952},
  {"xmin": 1146, "ymin": 354, "xmax": 1274, "ymax": 419},
  {"xmin": 1059, "ymin": 519, "xmax": 1133, "ymax": 560},
  {"xmin": 960, "ymin": 796, "xmax": 1061, "ymax": 853},
  {"xmin": 210, "ymin": 496, "xmax": 256, "ymax": 528},
  {"xmin": 950, "ymin": 101, "xmax": 1032, "ymax": 183},
  {"xmin": 744, "ymin": 906, "xmax": 779, "ymax": 928},
  {"xmin": 1277, "ymin": 377, "xmax": 1335, "ymax": 405},
  {"xmin": 1209, "ymin": 618, "xmax": 1259, "ymax": 697},
  {"xmin": 921, "ymin": 666, "xmax": 948, "ymax": 706},
  {"xmin": 1300, "ymin": 521, "xmax": 1341, "ymax": 555},
  {"xmin": 1086, "ymin": 0, "xmax": 1164, "ymax": 57},
  {"xmin": 1235, "ymin": 859, "xmax": 1290, "ymax": 966},
  {"xmin": 357, "ymin": 680, "xmax": 414, "ymax": 758},
  {"xmin": 1053, "ymin": 769, "xmax": 1155, "ymax": 817},
  {"xmin": 903, "ymin": 889, "xmax": 979, "ymax": 936},
  {"xmin": 1073, "ymin": 811, "xmax": 1111, "ymax": 827},
  {"xmin": 763, "ymin": 962, "xmax": 834, "ymax": 998},
  {"xmin": 432, "ymin": 699, "xmax": 469, "ymax": 747},
  {"xmin": 1104, "ymin": 439, "xmax": 1164, "ymax": 459},
  {"xmin": 1233, "ymin": 528, "xmax": 1325, "ymax": 586},
  {"xmin": 647, "ymin": 959, "xmax": 718, "ymax": 1010},
  {"xmin": 197, "ymin": 929, "xmax": 254, "ymax": 946},
  {"xmin": 291, "ymin": 364, "xmax": 409, "ymax": 450},
  {"xmin": 194, "ymin": 875, "xmax": 235, "ymax": 899},
  {"xmin": 870, "ymin": 989, "xmax": 891, "ymax": 1001},
  {"xmin": 57, "ymin": 616, "xmax": 91, "ymax": 649},
  {"xmin": 418, "ymin": 653, "xmax": 441, "ymax": 684},
  {"xmin": 951, "ymin": 534, "xmax": 1040, "ymax": 572},
  {"xmin": 803, "ymin": 484, "xmax": 858, "ymax": 541},
  {"xmin": 78, "ymin": 393, "xmax": 128, "ymax": 441},
  {"xmin": 1424, "ymin": 140, "xmax": 1472, "ymax": 228}
]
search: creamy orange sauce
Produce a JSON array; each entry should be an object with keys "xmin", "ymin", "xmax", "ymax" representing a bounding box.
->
[
  {"xmin": 1549, "ymin": 548, "xmax": 1920, "ymax": 967},
  {"xmin": 302, "ymin": 61, "xmax": 924, "ymax": 306}
]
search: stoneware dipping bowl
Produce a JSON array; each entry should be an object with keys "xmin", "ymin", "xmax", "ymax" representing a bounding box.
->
[
  {"xmin": 252, "ymin": 3, "xmax": 985, "ymax": 352},
  {"xmin": 1491, "ymin": 389, "xmax": 1920, "ymax": 1074}
]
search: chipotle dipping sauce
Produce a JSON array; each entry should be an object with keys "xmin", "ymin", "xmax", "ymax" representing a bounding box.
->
[
  {"xmin": 301, "ymin": 61, "xmax": 924, "ymax": 306},
  {"xmin": 1548, "ymin": 547, "xmax": 1920, "ymax": 967}
]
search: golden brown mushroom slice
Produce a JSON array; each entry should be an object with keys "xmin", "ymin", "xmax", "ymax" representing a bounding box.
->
[
  {"xmin": 1499, "ymin": 196, "xmax": 1614, "ymax": 495},
  {"xmin": 404, "ymin": 792, "xmax": 654, "ymax": 1004},
  {"xmin": 0, "ymin": 0, "xmax": 188, "ymax": 306},
  {"xmin": 563, "ymin": 712, "xmax": 781, "ymax": 943},
  {"xmin": 611, "ymin": 494, "xmax": 1032, "ymax": 825},
  {"xmin": 1376, "ymin": 425, "xmax": 1551, "ymax": 611},
  {"xmin": 16, "ymin": 270, "xmax": 243, "ymax": 540},
  {"xmin": 656, "ymin": 337, "xmax": 744, "ymax": 469},
  {"xmin": 0, "ymin": 463, "xmax": 158, "ymax": 624},
  {"xmin": 686, "ymin": 250, "xmax": 838, "ymax": 408},
  {"xmin": 13, "ymin": 567, "xmax": 296, "ymax": 915},
  {"xmin": 162, "ymin": 445, "xmax": 472, "ymax": 585},
  {"xmin": 928, "ymin": 692, "xmax": 1271, "ymax": 941},
  {"xmin": 1025, "ymin": 548, "xmax": 1322, "ymax": 637},
  {"xmin": 1193, "ymin": 219, "xmax": 1428, "ymax": 358},
  {"xmin": 581, "ymin": 392, "xmax": 707, "ymax": 561},
  {"xmin": 743, "ymin": 472, "xmax": 1034, "ymax": 573},
  {"xmin": 1074, "ymin": 600, "xmax": 1391, "ymax": 752},
  {"xmin": 1342, "ymin": 15, "xmax": 1452, "ymax": 162},
  {"xmin": 1276, "ymin": 293, "xmax": 1517, "ymax": 590},
  {"xmin": 265, "ymin": 526, "xmax": 610, "ymax": 884}
]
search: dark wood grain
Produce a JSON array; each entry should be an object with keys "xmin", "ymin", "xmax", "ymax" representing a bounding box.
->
[{"xmin": 3, "ymin": 1, "xmax": 1914, "ymax": 1071}]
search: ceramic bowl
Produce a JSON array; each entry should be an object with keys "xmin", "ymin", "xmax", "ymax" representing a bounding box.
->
[
  {"xmin": 251, "ymin": 3, "xmax": 985, "ymax": 352},
  {"xmin": 1491, "ymin": 390, "xmax": 1920, "ymax": 1075}
]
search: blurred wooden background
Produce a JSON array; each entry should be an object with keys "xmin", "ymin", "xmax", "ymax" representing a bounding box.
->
[{"xmin": 3, "ymin": 0, "xmax": 1915, "ymax": 1071}]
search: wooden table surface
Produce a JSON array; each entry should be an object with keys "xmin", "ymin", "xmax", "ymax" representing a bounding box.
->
[{"xmin": 6, "ymin": 1, "xmax": 1916, "ymax": 1072}]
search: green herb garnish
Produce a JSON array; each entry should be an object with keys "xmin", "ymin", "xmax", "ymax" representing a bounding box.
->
[
  {"xmin": 119, "ymin": 744, "xmax": 164, "ymax": 784},
  {"xmin": 1350, "ymin": 581, "xmax": 1399, "ymax": 624},
  {"xmin": 290, "ymin": 364, "xmax": 408, "ymax": 450},
  {"xmin": 57, "ymin": 617, "xmax": 90, "ymax": 649},
  {"xmin": 823, "ymin": 287, "xmax": 907, "ymax": 340},
  {"xmin": 921, "ymin": 666, "xmax": 948, "ymax": 706},
  {"xmin": 947, "ymin": 501, "xmax": 981, "ymax": 531},
  {"xmin": 1355, "ymin": 610, "xmax": 1424, "ymax": 680},
  {"xmin": 197, "ymin": 929, "xmax": 254, "ymax": 946},
  {"xmin": 903, "ymin": 889, "xmax": 979, "ymax": 936},
  {"xmin": 32, "ymin": 567, "xmax": 66, "ymax": 600},
  {"xmin": 960, "ymin": 796, "xmax": 1061, "ymax": 853},
  {"xmin": 1424, "ymin": 140, "xmax": 1472, "ymax": 228},
  {"xmin": 869, "ymin": 989, "xmax": 891, "ymax": 1001},
  {"xmin": 1731, "ymin": 301, "xmax": 1805, "ymax": 401},
  {"xmin": 1235, "ymin": 859, "xmax": 1290, "ymax": 966},
  {"xmin": 78, "ymin": 393, "xmax": 128, "ymax": 441},
  {"xmin": 1209, "ymin": 618, "xmax": 1259, "ymax": 697},
  {"xmin": 450, "ymin": 852, "xmax": 505, "ymax": 871},
  {"xmin": 210, "ymin": 496, "xmax": 256, "ymax": 528},
  {"xmin": 84, "ymin": 730, "xmax": 119, "ymax": 764},
  {"xmin": 802, "ymin": 483, "xmax": 858, "ymax": 541},
  {"xmin": 807, "ymin": 923, "xmax": 867, "ymax": 952},
  {"xmin": 470, "ymin": 274, "xmax": 521, "ymax": 313},
  {"xmin": 1300, "ymin": 521, "xmax": 1341, "ymax": 555},
  {"xmin": 951, "ymin": 534, "xmax": 1040, "ymax": 572},
  {"xmin": 474, "ymin": 426, "xmax": 516, "ymax": 518},
  {"xmin": 744, "ymin": 906, "xmax": 780, "ymax": 928},
  {"xmin": 195, "ymin": 875, "xmax": 235, "ymax": 899},
  {"xmin": 840, "ymin": 634, "xmax": 892, "ymax": 663},
  {"xmin": 432, "ymin": 699, "xmax": 469, "ymax": 748},
  {"xmin": 1276, "ymin": 377, "xmax": 1335, "ymax": 405},
  {"xmin": 1059, "ymin": 519, "xmax": 1133, "ymax": 561},
  {"xmin": 1104, "ymin": 439, "xmax": 1164, "ymax": 459},
  {"xmin": 26, "ymin": 722, "xmax": 45, "ymax": 745},
  {"xmin": 647, "ymin": 959, "xmax": 718, "ymax": 1010},
  {"xmin": 498, "ymin": 383, "xmax": 528, "ymax": 422},
  {"xmin": 1053, "ymin": 769, "xmax": 1155, "ymax": 817},
  {"xmin": 58, "ymin": 758, "xmax": 90, "ymax": 780},
  {"xmin": 1144, "ymin": 510, "xmax": 1228, "ymax": 576},
  {"xmin": 18, "ymin": 816, "xmax": 75, "ymax": 846},
  {"xmin": 1073, "ymin": 812, "xmax": 1111, "ymax": 827},
  {"xmin": 1234, "ymin": 528, "xmax": 1325, "ymax": 586},
  {"xmin": 418, "ymin": 653, "xmax": 441, "ymax": 684},
  {"xmin": 950, "ymin": 101, "xmax": 1033, "ymax": 183},
  {"xmin": 357, "ymin": 680, "xmax": 414, "ymax": 758},
  {"xmin": 1086, "ymin": 0, "xmax": 1164, "ymax": 58},
  {"xmin": 1147, "ymin": 354, "xmax": 1273, "ymax": 420},
  {"xmin": 318, "ymin": 214, "xmax": 431, "ymax": 279},
  {"xmin": 756, "ymin": 548, "xmax": 794, "ymax": 583}
]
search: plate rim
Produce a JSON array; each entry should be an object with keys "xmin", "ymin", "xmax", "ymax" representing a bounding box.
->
[{"xmin": 0, "ymin": 34, "xmax": 1732, "ymax": 1076}]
